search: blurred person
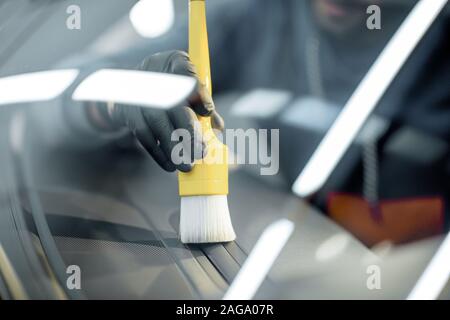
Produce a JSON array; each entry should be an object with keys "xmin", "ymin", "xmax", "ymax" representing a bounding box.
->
[{"xmin": 33, "ymin": 0, "xmax": 449, "ymax": 245}]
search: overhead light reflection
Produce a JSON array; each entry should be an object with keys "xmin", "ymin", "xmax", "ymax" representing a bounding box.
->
[
  {"xmin": 315, "ymin": 233, "xmax": 350, "ymax": 262},
  {"xmin": 408, "ymin": 233, "xmax": 450, "ymax": 300},
  {"xmin": 72, "ymin": 69, "xmax": 197, "ymax": 110},
  {"xmin": 0, "ymin": 70, "xmax": 79, "ymax": 105},
  {"xmin": 129, "ymin": 0, "xmax": 175, "ymax": 38},
  {"xmin": 223, "ymin": 219, "xmax": 294, "ymax": 300}
]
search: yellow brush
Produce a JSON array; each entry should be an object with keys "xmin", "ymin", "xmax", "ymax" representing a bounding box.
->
[{"xmin": 178, "ymin": 0, "xmax": 235, "ymax": 243}]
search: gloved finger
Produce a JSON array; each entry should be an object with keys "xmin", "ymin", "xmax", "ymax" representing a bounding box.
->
[
  {"xmin": 135, "ymin": 126, "xmax": 176, "ymax": 172},
  {"xmin": 188, "ymin": 84, "xmax": 215, "ymax": 116},
  {"xmin": 141, "ymin": 51, "xmax": 214, "ymax": 116},
  {"xmin": 210, "ymin": 110, "xmax": 225, "ymax": 132},
  {"xmin": 143, "ymin": 110, "xmax": 193, "ymax": 173},
  {"xmin": 169, "ymin": 106, "xmax": 205, "ymax": 161},
  {"xmin": 140, "ymin": 51, "xmax": 192, "ymax": 74},
  {"xmin": 163, "ymin": 51, "xmax": 215, "ymax": 116}
]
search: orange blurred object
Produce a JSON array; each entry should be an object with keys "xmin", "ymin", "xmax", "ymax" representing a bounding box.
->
[{"xmin": 328, "ymin": 193, "xmax": 444, "ymax": 247}]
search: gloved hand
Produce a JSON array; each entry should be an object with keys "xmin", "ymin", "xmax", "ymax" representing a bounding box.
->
[{"xmin": 107, "ymin": 50, "xmax": 224, "ymax": 172}]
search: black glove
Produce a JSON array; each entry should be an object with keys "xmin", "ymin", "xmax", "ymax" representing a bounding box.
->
[{"xmin": 108, "ymin": 50, "xmax": 224, "ymax": 172}]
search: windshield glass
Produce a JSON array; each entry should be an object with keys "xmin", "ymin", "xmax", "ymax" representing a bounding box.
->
[{"xmin": 0, "ymin": 0, "xmax": 448, "ymax": 300}]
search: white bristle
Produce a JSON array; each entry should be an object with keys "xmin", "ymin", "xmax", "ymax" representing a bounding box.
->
[{"xmin": 180, "ymin": 195, "xmax": 236, "ymax": 244}]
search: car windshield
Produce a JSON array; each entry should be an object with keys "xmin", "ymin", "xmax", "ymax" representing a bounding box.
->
[{"xmin": 0, "ymin": 0, "xmax": 448, "ymax": 300}]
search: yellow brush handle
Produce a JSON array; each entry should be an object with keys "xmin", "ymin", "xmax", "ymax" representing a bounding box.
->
[
  {"xmin": 188, "ymin": 0, "xmax": 213, "ymax": 136},
  {"xmin": 189, "ymin": 0, "xmax": 212, "ymax": 95},
  {"xmin": 178, "ymin": 0, "xmax": 229, "ymax": 196}
]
